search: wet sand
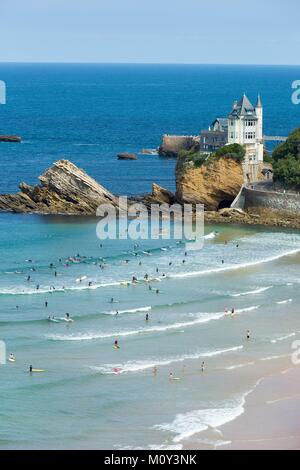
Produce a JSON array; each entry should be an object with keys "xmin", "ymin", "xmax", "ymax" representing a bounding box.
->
[{"xmin": 185, "ymin": 365, "xmax": 300, "ymax": 450}]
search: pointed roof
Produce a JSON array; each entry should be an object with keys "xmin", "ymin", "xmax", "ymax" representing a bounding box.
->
[
  {"xmin": 229, "ymin": 94, "xmax": 257, "ymax": 119},
  {"xmin": 256, "ymin": 94, "xmax": 262, "ymax": 108}
]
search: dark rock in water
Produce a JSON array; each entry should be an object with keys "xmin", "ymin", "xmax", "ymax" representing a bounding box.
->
[
  {"xmin": 117, "ymin": 153, "xmax": 138, "ymax": 160},
  {"xmin": 0, "ymin": 159, "xmax": 126, "ymax": 215},
  {"xmin": 0, "ymin": 135, "xmax": 21, "ymax": 143}
]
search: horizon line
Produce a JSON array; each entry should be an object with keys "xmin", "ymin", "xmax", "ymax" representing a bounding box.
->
[{"xmin": 0, "ymin": 61, "xmax": 300, "ymax": 67}]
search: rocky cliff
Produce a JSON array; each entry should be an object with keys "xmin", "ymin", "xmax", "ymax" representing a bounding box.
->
[
  {"xmin": 0, "ymin": 160, "xmax": 121, "ymax": 215},
  {"xmin": 176, "ymin": 156, "xmax": 244, "ymax": 211}
]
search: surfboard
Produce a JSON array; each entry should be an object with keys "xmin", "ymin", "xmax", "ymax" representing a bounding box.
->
[
  {"xmin": 76, "ymin": 276, "xmax": 87, "ymax": 283},
  {"xmin": 113, "ymin": 346, "xmax": 120, "ymax": 350},
  {"xmin": 31, "ymin": 369, "xmax": 46, "ymax": 373},
  {"xmin": 8, "ymin": 358, "xmax": 16, "ymax": 363}
]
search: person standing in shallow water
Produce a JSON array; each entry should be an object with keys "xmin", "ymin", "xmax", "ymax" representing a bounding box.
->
[{"xmin": 246, "ymin": 330, "xmax": 251, "ymax": 340}]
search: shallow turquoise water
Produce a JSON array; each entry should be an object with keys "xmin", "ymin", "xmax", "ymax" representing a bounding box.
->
[
  {"xmin": 0, "ymin": 63, "xmax": 300, "ymax": 449},
  {"xmin": 0, "ymin": 214, "xmax": 299, "ymax": 449}
]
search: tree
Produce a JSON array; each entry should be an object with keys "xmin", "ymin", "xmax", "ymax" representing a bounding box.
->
[{"xmin": 272, "ymin": 127, "xmax": 300, "ymax": 188}]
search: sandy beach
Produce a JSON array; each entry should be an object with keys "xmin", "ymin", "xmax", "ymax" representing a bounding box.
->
[{"xmin": 184, "ymin": 363, "xmax": 300, "ymax": 450}]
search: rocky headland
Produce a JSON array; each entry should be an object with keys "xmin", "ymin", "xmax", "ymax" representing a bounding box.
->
[
  {"xmin": 0, "ymin": 160, "xmax": 121, "ymax": 215},
  {"xmin": 0, "ymin": 157, "xmax": 299, "ymax": 229},
  {"xmin": 176, "ymin": 155, "xmax": 244, "ymax": 210}
]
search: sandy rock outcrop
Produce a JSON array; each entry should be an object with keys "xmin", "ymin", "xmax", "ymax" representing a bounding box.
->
[
  {"xmin": 141, "ymin": 183, "xmax": 176, "ymax": 208},
  {"xmin": 176, "ymin": 157, "xmax": 244, "ymax": 211},
  {"xmin": 0, "ymin": 160, "xmax": 121, "ymax": 215}
]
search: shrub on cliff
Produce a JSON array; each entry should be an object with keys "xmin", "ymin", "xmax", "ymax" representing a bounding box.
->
[
  {"xmin": 214, "ymin": 144, "xmax": 246, "ymax": 163},
  {"xmin": 178, "ymin": 149, "xmax": 208, "ymax": 168},
  {"xmin": 272, "ymin": 127, "xmax": 300, "ymax": 188},
  {"xmin": 178, "ymin": 144, "xmax": 245, "ymax": 170}
]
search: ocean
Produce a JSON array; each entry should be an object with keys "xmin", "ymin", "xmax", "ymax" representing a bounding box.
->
[{"xmin": 0, "ymin": 64, "xmax": 300, "ymax": 450}]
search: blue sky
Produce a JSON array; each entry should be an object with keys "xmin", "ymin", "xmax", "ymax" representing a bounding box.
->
[{"xmin": 0, "ymin": 0, "xmax": 299, "ymax": 64}]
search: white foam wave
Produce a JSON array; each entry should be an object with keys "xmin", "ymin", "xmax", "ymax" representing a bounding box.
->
[
  {"xmin": 203, "ymin": 232, "xmax": 217, "ymax": 240},
  {"xmin": 48, "ymin": 306, "xmax": 259, "ymax": 341},
  {"xmin": 168, "ymin": 248, "xmax": 300, "ymax": 281},
  {"xmin": 231, "ymin": 286, "xmax": 272, "ymax": 297},
  {"xmin": 152, "ymin": 380, "xmax": 262, "ymax": 444},
  {"xmin": 260, "ymin": 354, "xmax": 289, "ymax": 361},
  {"xmin": 153, "ymin": 396, "xmax": 247, "ymax": 443},
  {"xmin": 225, "ymin": 362, "xmax": 255, "ymax": 370},
  {"xmin": 103, "ymin": 306, "xmax": 152, "ymax": 316},
  {"xmin": 271, "ymin": 332, "xmax": 296, "ymax": 344},
  {"xmin": 88, "ymin": 346, "xmax": 243, "ymax": 375},
  {"xmin": 276, "ymin": 299, "xmax": 293, "ymax": 305}
]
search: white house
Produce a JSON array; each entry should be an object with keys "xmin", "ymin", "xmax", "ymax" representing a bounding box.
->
[{"xmin": 228, "ymin": 94, "xmax": 264, "ymax": 167}]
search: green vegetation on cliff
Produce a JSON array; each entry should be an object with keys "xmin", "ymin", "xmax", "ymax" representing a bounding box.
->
[
  {"xmin": 178, "ymin": 144, "xmax": 245, "ymax": 170},
  {"xmin": 272, "ymin": 127, "xmax": 300, "ymax": 188}
]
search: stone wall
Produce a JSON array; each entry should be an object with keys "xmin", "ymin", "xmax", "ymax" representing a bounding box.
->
[
  {"xmin": 232, "ymin": 185, "xmax": 300, "ymax": 214},
  {"xmin": 159, "ymin": 135, "xmax": 199, "ymax": 157}
]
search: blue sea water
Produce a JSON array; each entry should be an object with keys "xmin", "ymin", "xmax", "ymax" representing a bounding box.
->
[
  {"xmin": 0, "ymin": 64, "xmax": 300, "ymax": 195},
  {"xmin": 0, "ymin": 65, "xmax": 300, "ymax": 450}
]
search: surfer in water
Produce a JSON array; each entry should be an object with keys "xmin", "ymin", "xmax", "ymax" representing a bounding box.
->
[
  {"xmin": 145, "ymin": 313, "xmax": 149, "ymax": 322},
  {"xmin": 9, "ymin": 353, "xmax": 15, "ymax": 362},
  {"xmin": 29, "ymin": 365, "xmax": 33, "ymax": 374},
  {"xmin": 114, "ymin": 340, "xmax": 120, "ymax": 349},
  {"xmin": 65, "ymin": 313, "xmax": 72, "ymax": 322},
  {"xmin": 246, "ymin": 330, "xmax": 251, "ymax": 340},
  {"xmin": 201, "ymin": 361, "xmax": 205, "ymax": 373},
  {"xmin": 45, "ymin": 301, "xmax": 48, "ymax": 308}
]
